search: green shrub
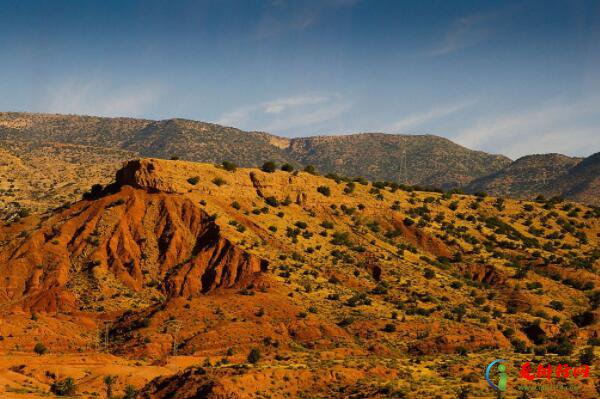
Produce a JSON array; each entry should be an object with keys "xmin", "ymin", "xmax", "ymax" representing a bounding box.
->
[
  {"xmin": 423, "ymin": 268, "xmax": 435, "ymax": 279},
  {"xmin": 34, "ymin": 342, "xmax": 48, "ymax": 355},
  {"xmin": 124, "ymin": 385, "xmax": 137, "ymax": 399},
  {"xmin": 212, "ymin": 177, "xmax": 226, "ymax": 186},
  {"xmin": 222, "ymin": 160, "xmax": 237, "ymax": 171},
  {"xmin": 265, "ymin": 196, "xmax": 279, "ymax": 207},
  {"xmin": 320, "ymin": 221, "xmax": 334, "ymax": 229},
  {"xmin": 247, "ymin": 348, "xmax": 261, "ymax": 364},
  {"xmin": 303, "ymin": 165, "xmax": 316, "ymax": 174},
  {"xmin": 187, "ymin": 176, "xmax": 200, "ymax": 185},
  {"xmin": 281, "ymin": 163, "xmax": 294, "ymax": 172},
  {"xmin": 51, "ymin": 377, "xmax": 76, "ymax": 396},
  {"xmin": 261, "ymin": 161, "xmax": 276, "ymax": 173},
  {"xmin": 317, "ymin": 186, "xmax": 331, "ymax": 196},
  {"xmin": 295, "ymin": 221, "xmax": 308, "ymax": 229}
]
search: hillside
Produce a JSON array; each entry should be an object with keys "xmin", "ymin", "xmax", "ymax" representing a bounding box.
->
[
  {"xmin": 0, "ymin": 112, "xmax": 514, "ymax": 216},
  {"xmin": 466, "ymin": 153, "xmax": 600, "ymax": 205},
  {"xmin": 0, "ymin": 158, "xmax": 598, "ymax": 398},
  {"xmin": 288, "ymin": 133, "xmax": 510, "ymax": 189},
  {"xmin": 553, "ymin": 152, "xmax": 600, "ymax": 205}
]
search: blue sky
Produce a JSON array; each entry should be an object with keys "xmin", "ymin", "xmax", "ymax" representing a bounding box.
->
[{"xmin": 1, "ymin": 0, "xmax": 599, "ymax": 159}]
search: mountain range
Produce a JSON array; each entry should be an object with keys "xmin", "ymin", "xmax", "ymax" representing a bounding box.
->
[{"xmin": 0, "ymin": 112, "xmax": 598, "ymax": 217}]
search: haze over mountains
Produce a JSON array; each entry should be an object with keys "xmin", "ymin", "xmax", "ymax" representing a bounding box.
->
[{"xmin": 0, "ymin": 112, "xmax": 598, "ymax": 217}]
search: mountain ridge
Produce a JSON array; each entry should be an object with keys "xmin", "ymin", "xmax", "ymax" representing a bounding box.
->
[{"xmin": 1, "ymin": 112, "xmax": 598, "ymax": 216}]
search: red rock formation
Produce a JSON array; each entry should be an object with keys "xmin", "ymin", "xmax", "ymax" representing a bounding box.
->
[{"xmin": 0, "ymin": 185, "xmax": 267, "ymax": 312}]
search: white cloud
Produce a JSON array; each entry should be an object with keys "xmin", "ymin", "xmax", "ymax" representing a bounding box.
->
[
  {"xmin": 427, "ymin": 8, "xmax": 513, "ymax": 56},
  {"xmin": 263, "ymin": 95, "xmax": 329, "ymax": 114},
  {"xmin": 39, "ymin": 79, "xmax": 161, "ymax": 117},
  {"xmin": 453, "ymin": 97, "xmax": 600, "ymax": 158},
  {"xmin": 216, "ymin": 93, "xmax": 351, "ymax": 134},
  {"xmin": 263, "ymin": 101, "xmax": 351, "ymax": 132},
  {"xmin": 389, "ymin": 99, "xmax": 476, "ymax": 132},
  {"xmin": 255, "ymin": 0, "xmax": 360, "ymax": 38}
]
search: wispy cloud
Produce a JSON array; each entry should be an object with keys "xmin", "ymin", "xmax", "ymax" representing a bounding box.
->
[
  {"xmin": 453, "ymin": 97, "xmax": 600, "ymax": 158},
  {"xmin": 216, "ymin": 93, "xmax": 351, "ymax": 134},
  {"xmin": 39, "ymin": 79, "xmax": 161, "ymax": 117},
  {"xmin": 427, "ymin": 8, "xmax": 513, "ymax": 56},
  {"xmin": 255, "ymin": 0, "xmax": 360, "ymax": 38},
  {"xmin": 389, "ymin": 99, "xmax": 476, "ymax": 132},
  {"xmin": 263, "ymin": 95, "xmax": 330, "ymax": 114}
]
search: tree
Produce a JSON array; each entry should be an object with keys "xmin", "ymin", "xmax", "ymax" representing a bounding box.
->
[
  {"xmin": 34, "ymin": 342, "xmax": 48, "ymax": 355},
  {"xmin": 580, "ymin": 346, "xmax": 595, "ymax": 365},
  {"xmin": 317, "ymin": 186, "xmax": 331, "ymax": 197},
  {"xmin": 222, "ymin": 160, "xmax": 237, "ymax": 172},
  {"xmin": 265, "ymin": 196, "xmax": 279, "ymax": 207},
  {"xmin": 104, "ymin": 375, "xmax": 117, "ymax": 399},
  {"xmin": 212, "ymin": 177, "xmax": 227, "ymax": 186},
  {"xmin": 423, "ymin": 268, "xmax": 435, "ymax": 279},
  {"xmin": 303, "ymin": 165, "xmax": 316, "ymax": 174},
  {"xmin": 281, "ymin": 163, "xmax": 294, "ymax": 172},
  {"xmin": 124, "ymin": 385, "xmax": 138, "ymax": 399},
  {"xmin": 247, "ymin": 347, "xmax": 261, "ymax": 364},
  {"xmin": 51, "ymin": 377, "xmax": 76, "ymax": 396},
  {"xmin": 261, "ymin": 161, "xmax": 276, "ymax": 173}
]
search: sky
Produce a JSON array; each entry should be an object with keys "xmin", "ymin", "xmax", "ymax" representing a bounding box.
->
[{"xmin": 1, "ymin": 0, "xmax": 599, "ymax": 159}]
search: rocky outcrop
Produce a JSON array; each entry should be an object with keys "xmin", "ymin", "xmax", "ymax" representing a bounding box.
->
[
  {"xmin": 141, "ymin": 367, "xmax": 240, "ymax": 399},
  {"xmin": 0, "ymin": 184, "xmax": 267, "ymax": 312}
]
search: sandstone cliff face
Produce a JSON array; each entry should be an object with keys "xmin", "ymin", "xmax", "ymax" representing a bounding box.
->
[{"xmin": 0, "ymin": 183, "xmax": 266, "ymax": 312}]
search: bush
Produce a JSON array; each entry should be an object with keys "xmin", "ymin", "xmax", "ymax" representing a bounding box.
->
[
  {"xmin": 124, "ymin": 385, "xmax": 137, "ymax": 399},
  {"xmin": 187, "ymin": 176, "xmax": 200, "ymax": 185},
  {"xmin": 104, "ymin": 375, "xmax": 116, "ymax": 398},
  {"xmin": 455, "ymin": 346, "xmax": 468, "ymax": 356},
  {"xmin": 222, "ymin": 160, "xmax": 237, "ymax": 171},
  {"xmin": 331, "ymin": 231, "xmax": 351, "ymax": 246},
  {"xmin": 423, "ymin": 268, "xmax": 435, "ymax": 279},
  {"xmin": 549, "ymin": 300, "xmax": 564, "ymax": 311},
  {"xmin": 511, "ymin": 338, "xmax": 528, "ymax": 353},
  {"xmin": 320, "ymin": 221, "xmax": 334, "ymax": 229},
  {"xmin": 265, "ymin": 196, "xmax": 279, "ymax": 207},
  {"xmin": 383, "ymin": 323, "xmax": 396, "ymax": 333},
  {"xmin": 34, "ymin": 342, "xmax": 48, "ymax": 355},
  {"xmin": 247, "ymin": 348, "xmax": 261, "ymax": 364},
  {"xmin": 261, "ymin": 161, "xmax": 276, "ymax": 173},
  {"xmin": 579, "ymin": 346, "xmax": 595, "ymax": 364},
  {"xmin": 317, "ymin": 186, "xmax": 331, "ymax": 196},
  {"xmin": 295, "ymin": 221, "xmax": 308, "ymax": 229},
  {"xmin": 343, "ymin": 182, "xmax": 355, "ymax": 194},
  {"xmin": 212, "ymin": 177, "xmax": 226, "ymax": 186},
  {"xmin": 51, "ymin": 377, "xmax": 76, "ymax": 396},
  {"xmin": 303, "ymin": 165, "xmax": 316, "ymax": 174},
  {"xmin": 281, "ymin": 163, "xmax": 294, "ymax": 172}
]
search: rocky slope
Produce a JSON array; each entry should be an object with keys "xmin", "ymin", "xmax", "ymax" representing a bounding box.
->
[
  {"xmin": 0, "ymin": 184, "xmax": 266, "ymax": 313},
  {"xmin": 0, "ymin": 158, "xmax": 598, "ymax": 398}
]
